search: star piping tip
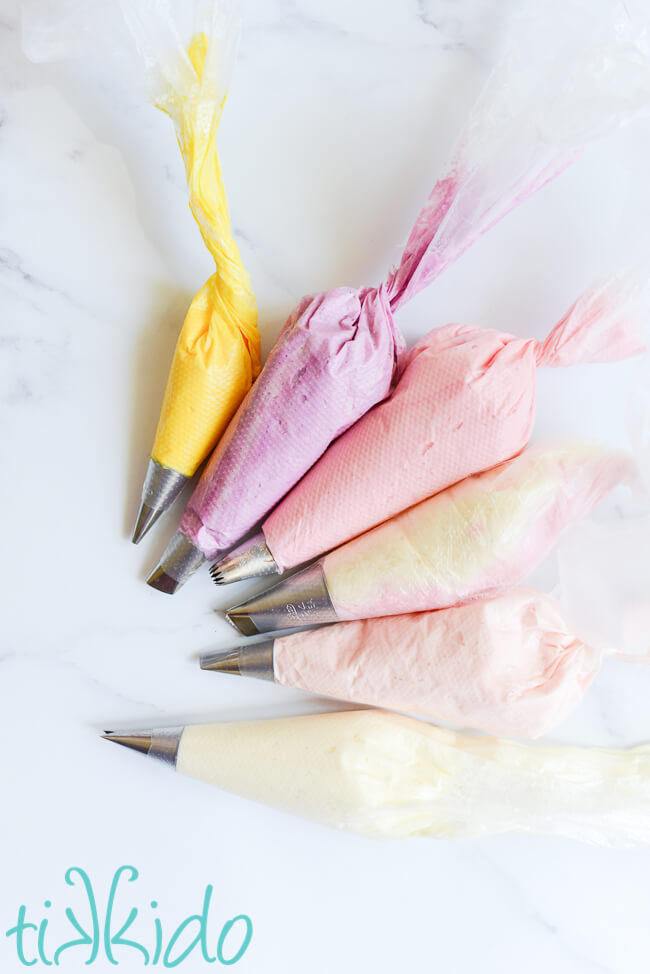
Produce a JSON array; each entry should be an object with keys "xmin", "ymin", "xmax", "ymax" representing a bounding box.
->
[{"xmin": 209, "ymin": 564, "xmax": 224, "ymax": 584}]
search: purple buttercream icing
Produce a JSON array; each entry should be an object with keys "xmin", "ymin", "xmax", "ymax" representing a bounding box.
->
[{"xmin": 180, "ymin": 284, "xmax": 405, "ymax": 558}]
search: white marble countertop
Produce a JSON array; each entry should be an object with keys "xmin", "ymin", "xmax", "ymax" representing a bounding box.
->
[{"xmin": 2, "ymin": 0, "xmax": 650, "ymax": 970}]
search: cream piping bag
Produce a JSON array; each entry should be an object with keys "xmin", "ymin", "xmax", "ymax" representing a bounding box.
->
[{"xmin": 103, "ymin": 710, "xmax": 650, "ymax": 846}]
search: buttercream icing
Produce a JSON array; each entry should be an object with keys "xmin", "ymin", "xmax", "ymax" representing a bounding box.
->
[
  {"xmin": 177, "ymin": 710, "xmax": 650, "ymax": 845},
  {"xmin": 273, "ymin": 588, "xmax": 601, "ymax": 738},
  {"xmin": 263, "ymin": 277, "xmax": 644, "ymax": 569},
  {"xmin": 146, "ymin": 29, "xmax": 260, "ymax": 478},
  {"xmin": 320, "ymin": 439, "xmax": 634, "ymax": 620}
]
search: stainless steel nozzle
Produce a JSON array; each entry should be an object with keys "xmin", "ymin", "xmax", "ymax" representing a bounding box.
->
[
  {"xmin": 132, "ymin": 458, "xmax": 189, "ymax": 544},
  {"xmin": 200, "ymin": 639, "xmax": 275, "ymax": 680},
  {"xmin": 102, "ymin": 728, "xmax": 181, "ymax": 767},
  {"xmin": 225, "ymin": 562, "xmax": 338, "ymax": 636},
  {"xmin": 147, "ymin": 532, "xmax": 207, "ymax": 594},
  {"xmin": 209, "ymin": 532, "xmax": 279, "ymax": 585}
]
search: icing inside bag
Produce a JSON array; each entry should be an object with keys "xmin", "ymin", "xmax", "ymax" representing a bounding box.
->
[
  {"xmin": 23, "ymin": 0, "xmax": 261, "ymax": 534},
  {"xmin": 154, "ymin": 0, "xmax": 650, "ymax": 588},
  {"xmin": 323, "ymin": 438, "xmax": 635, "ymax": 621},
  {"xmin": 178, "ymin": 710, "xmax": 650, "ymax": 846},
  {"xmin": 224, "ymin": 437, "xmax": 636, "ymax": 633},
  {"xmin": 143, "ymin": 26, "xmax": 260, "ymax": 480},
  {"xmin": 260, "ymin": 272, "xmax": 646, "ymax": 573},
  {"xmin": 124, "ymin": 1, "xmax": 261, "ymax": 542},
  {"xmin": 272, "ymin": 587, "xmax": 650, "ymax": 739}
]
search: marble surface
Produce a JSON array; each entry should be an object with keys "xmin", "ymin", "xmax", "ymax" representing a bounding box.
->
[{"xmin": 2, "ymin": 0, "xmax": 650, "ymax": 970}]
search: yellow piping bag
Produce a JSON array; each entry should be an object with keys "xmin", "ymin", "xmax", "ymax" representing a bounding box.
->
[{"xmin": 125, "ymin": 0, "xmax": 260, "ymax": 542}]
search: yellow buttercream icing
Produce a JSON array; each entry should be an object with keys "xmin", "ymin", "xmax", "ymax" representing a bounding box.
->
[{"xmin": 151, "ymin": 33, "xmax": 260, "ymax": 477}]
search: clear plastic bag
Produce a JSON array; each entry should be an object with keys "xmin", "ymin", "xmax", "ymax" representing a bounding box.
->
[
  {"xmin": 180, "ymin": 710, "xmax": 650, "ymax": 846},
  {"xmin": 556, "ymin": 359, "xmax": 650, "ymax": 658},
  {"xmin": 387, "ymin": 0, "xmax": 650, "ymax": 308}
]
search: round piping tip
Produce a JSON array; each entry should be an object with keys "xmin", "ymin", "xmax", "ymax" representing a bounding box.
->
[
  {"xmin": 132, "ymin": 458, "xmax": 190, "ymax": 544},
  {"xmin": 132, "ymin": 502, "xmax": 163, "ymax": 544}
]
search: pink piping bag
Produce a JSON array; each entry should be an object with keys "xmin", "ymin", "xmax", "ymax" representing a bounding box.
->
[
  {"xmin": 149, "ymin": 0, "xmax": 650, "ymax": 593},
  {"xmin": 212, "ymin": 271, "xmax": 646, "ymax": 583},
  {"xmin": 203, "ymin": 586, "xmax": 650, "ymax": 740},
  {"xmin": 225, "ymin": 439, "xmax": 637, "ymax": 635}
]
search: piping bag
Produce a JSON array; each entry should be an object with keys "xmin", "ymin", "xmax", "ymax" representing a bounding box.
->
[
  {"xmin": 22, "ymin": 0, "xmax": 261, "ymax": 542},
  {"xmin": 148, "ymin": 0, "xmax": 650, "ymax": 593},
  {"xmin": 103, "ymin": 709, "xmax": 650, "ymax": 846},
  {"xmin": 203, "ymin": 587, "xmax": 650, "ymax": 740},
  {"xmin": 226, "ymin": 438, "xmax": 636, "ymax": 634},
  {"xmin": 125, "ymin": 1, "xmax": 260, "ymax": 542},
  {"xmin": 212, "ymin": 272, "xmax": 646, "ymax": 584}
]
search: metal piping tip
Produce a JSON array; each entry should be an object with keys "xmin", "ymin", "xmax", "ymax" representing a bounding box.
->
[
  {"xmin": 132, "ymin": 503, "xmax": 163, "ymax": 544},
  {"xmin": 102, "ymin": 728, "xmax": 181, "ymax": 767},
  {"xmin": 147, "ymin": 532, "xmax": 206, "ymax": 594},
  {"xmin": 132, "ymin": 458, "xmax": 189, "ymax": 544},
  {"xmin": 102, "ymin": 730, "xmax": 153, "ymax": 756},
  {"xmin": 209, "ymin": 532, "xmax": 280, "ymax": 585},
  {"xmin": 225, "ymin": 611, "xmax": 261, "ymax": 637},
  {"xmin": 200, "ymin": 640, "xmax": 275, "ymax": 680},
  {"xmin": 225, "ymin": 562, "xmax": 338, "ymax": 635}
]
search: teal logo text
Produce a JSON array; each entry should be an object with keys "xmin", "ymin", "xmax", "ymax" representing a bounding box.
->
[{"xmin": 5, "ymin": 866, "xmax": 253, "ymax": 967}]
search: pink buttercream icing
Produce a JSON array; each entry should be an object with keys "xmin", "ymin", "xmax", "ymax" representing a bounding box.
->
[
  {"xmin": 273, "ymin": 588, "xmax": 601, "ymax": 739},
  {"xmin": 320, "ymin": 439, "xmax": 635, "ymax": 621},
  {"xmin": 262, "ymin": 280, "xmax": 644, "ymax": 570}
]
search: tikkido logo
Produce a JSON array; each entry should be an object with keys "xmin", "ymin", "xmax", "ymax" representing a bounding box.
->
[{"xmin": 5, "ymin": 866, "xmax": 253, "ymax": 968}]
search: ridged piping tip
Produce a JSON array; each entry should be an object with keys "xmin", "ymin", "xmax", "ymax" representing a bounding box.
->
[
  {"xmin": 200, "ymin": 640, "xmax": 275, "ymax": 680},
  {"xmin": 147, "ymin": 532, "xmax": 207, "ymax": 594},
  {"xmin": 225, "ymin": 562, "xmax": 338, "ymax": 635},
  {"xmin": 209, "ymin": 532, "xmax": 280, "ymax": 585},
  {"xmin": 132, "ymin": 458, "xmax": 189, "ymax": 544}
]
